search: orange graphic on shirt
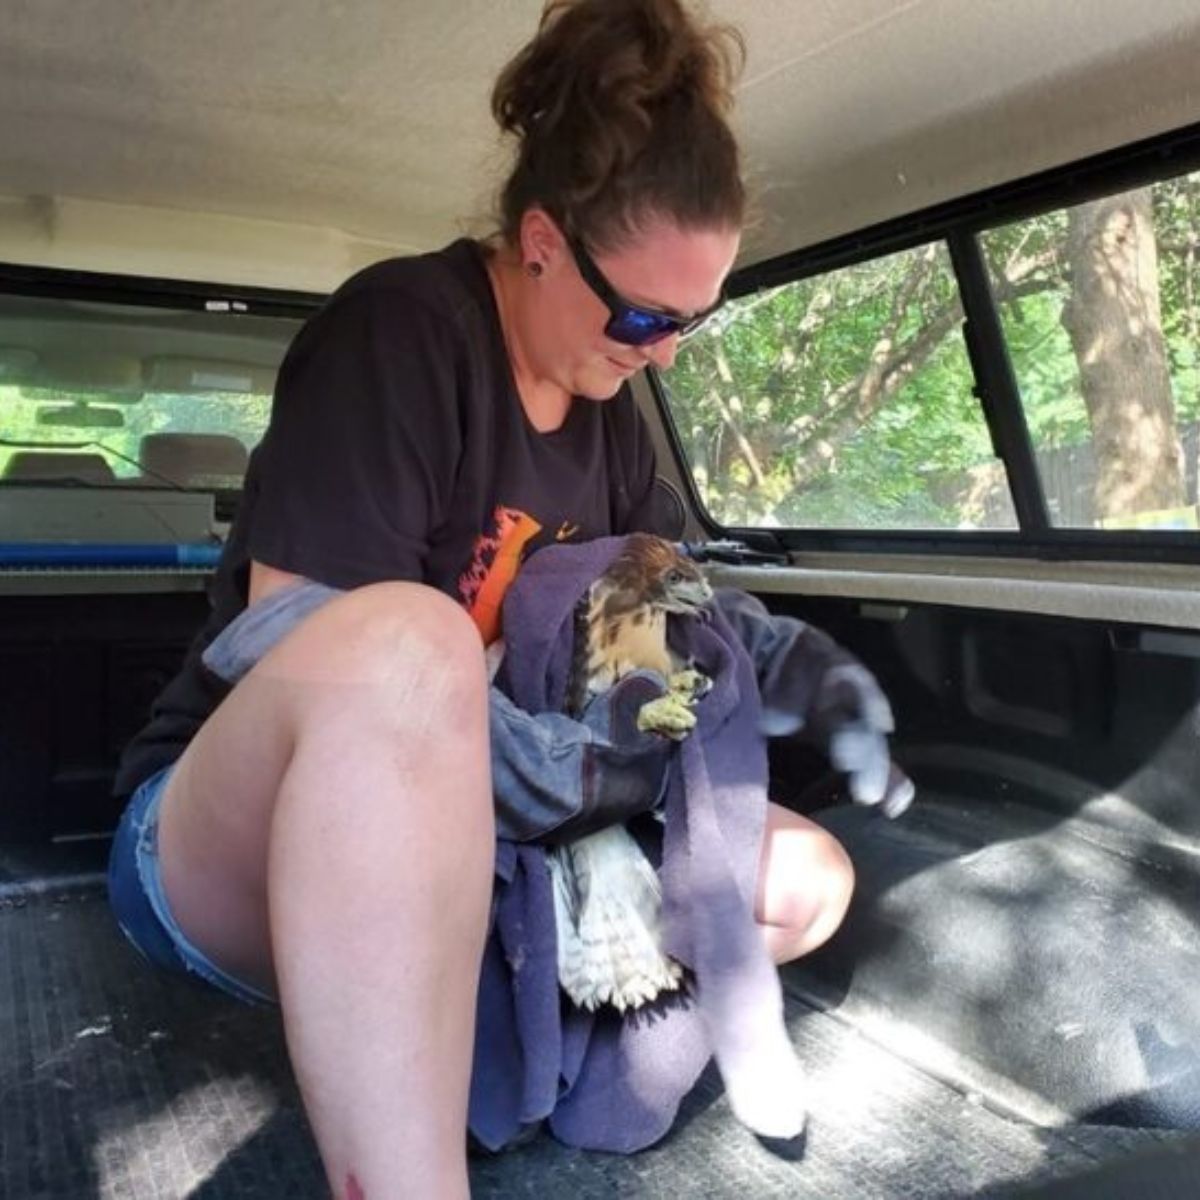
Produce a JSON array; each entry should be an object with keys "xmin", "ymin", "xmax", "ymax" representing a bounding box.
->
[{"xmin": 458, "ymin": 506, "xmax": 544, "ymax": 645}]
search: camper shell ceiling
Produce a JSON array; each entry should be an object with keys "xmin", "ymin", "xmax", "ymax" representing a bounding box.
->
[{"xmin": 3, "ymin": 0, "xmax": 1200, "ymax": 291}]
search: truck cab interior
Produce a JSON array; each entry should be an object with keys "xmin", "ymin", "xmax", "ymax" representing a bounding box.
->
[{"xmin": 4, "ymin": 3, "xmax": 1200, "ymax": 1196}]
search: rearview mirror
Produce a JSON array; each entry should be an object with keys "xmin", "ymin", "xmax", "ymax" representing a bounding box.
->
[{"xmin": 36, "ymin": 401, "xmax": 126, "ymax": 429}]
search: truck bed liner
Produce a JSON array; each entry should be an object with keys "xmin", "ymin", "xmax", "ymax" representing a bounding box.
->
[
  {"xmin": 1, "ymin": 876, "xmax": 1181, "ymax": 1199},
  {"xmin": 795, "ymin": 787, "xmax": 1200, "ymax": 1131}
]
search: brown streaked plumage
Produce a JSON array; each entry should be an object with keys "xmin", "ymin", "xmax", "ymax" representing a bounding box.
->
[
  {"xmin": 551, "ymin": 535, "xmax": 714, "ymax": 1013},
  {"xmin": 567, "ymin": 533, "xmax": 712, "ymax": 716}
]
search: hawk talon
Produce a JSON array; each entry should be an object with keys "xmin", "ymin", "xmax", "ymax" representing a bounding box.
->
[
  {"xmin": 637, "ymin": 692, "xmax": 698, "ymax": 739},
  {"xmin": 636, "ymin": 667, "xmax": 712, "ymax": 739},
  {"xmin": 667, "ymin": 667, "xmax": 712, "ymax": 700}
]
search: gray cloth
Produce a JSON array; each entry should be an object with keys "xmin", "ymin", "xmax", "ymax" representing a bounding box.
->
[{"xmin": 473, "ymin": 540, "xmax": 913, "ymax": 1151}]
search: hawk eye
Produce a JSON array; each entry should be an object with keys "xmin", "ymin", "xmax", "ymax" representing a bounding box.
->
[{"xmin": 666, "ymin": 569, "xmax": 684, "ymax": 584}]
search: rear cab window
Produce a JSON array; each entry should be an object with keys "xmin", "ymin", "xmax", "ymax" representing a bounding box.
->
[
  {"xmin": 0, "ymin": 293, "xmax": 301, "ymax": 493},
  {"xmin": 0, "ymin": 284, "xmax": 308, "ymax": 558}
]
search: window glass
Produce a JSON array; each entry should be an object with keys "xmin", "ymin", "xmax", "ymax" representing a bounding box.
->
[
  {"xmin": 663, "ymin": 243, "xmax": 1016, "ymax": 530},
  {"xmin": 0, "ymin": 294, "xmax": 301, "ymax": 491},
  {"xmin": 980, "ymin": 170, "xmax": 1200, "ymax": 530}
]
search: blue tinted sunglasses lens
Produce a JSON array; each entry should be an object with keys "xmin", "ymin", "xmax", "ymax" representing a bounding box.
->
[{"xmin": 606, "ymin": 308, "xmax": 682, "ymax": 346}]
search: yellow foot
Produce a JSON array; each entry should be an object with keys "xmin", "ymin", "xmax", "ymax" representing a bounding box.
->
[
  {"xmin": 636, "ymin": 669, "xmax": 712, "ymax": 739},
  {"xmin": 666, "ymin": 668, "xmax": 712, "ymax": 701}
]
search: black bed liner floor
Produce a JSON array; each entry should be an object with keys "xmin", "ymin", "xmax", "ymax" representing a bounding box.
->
[{"xmin": 0, "ymin": 875, "xmax": 1183, "ymax": 1199}]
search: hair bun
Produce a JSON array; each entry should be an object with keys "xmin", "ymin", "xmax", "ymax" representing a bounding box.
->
[{"xmin": 492, "ymin": 0, "xmax": 746, "ymax": 249}]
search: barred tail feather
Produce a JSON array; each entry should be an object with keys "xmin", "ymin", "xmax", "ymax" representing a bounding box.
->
[{"xmin": 548, "ymin": 827, "xmax": 685, "ymax": 1012}]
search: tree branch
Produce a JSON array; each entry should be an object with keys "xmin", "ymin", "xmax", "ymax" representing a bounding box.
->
[
  {"xmin": 782, "ymin": 267, "xmax": 1053, "ymax": 488},
  {"xmin": 709, "ymin": 348, "xmax": 767, "ymax": 489}
]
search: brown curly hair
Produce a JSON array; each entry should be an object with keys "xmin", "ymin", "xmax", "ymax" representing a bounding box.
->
[{"xmin": 492, "ymin": 0, "xmax": 746, "ymax": 253}]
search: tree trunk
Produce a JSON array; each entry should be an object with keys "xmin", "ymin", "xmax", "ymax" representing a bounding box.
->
[{"xmin": 1062, "ymin": 188, "xmax": 1185, "ymax": 520}]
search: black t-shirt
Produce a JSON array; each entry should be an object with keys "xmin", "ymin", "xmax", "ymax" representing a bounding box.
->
[{"xmin": 115, "ymin": 238, "xmax": 668, "ymax": 797}]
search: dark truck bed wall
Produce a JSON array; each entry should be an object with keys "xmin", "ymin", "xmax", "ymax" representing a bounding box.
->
[
  {"xmin": 2, "ymin": 577, "xmax": 1199, "ymax": 1196},
  {"xmin": 0, "ymin": 588, "xmax": 209, "ymax": 842}
]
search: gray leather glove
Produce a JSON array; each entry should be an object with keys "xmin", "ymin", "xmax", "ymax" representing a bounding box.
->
[
  {"xmin": 714, "ymin": 588, "xmax": 914, "ymax": 819},
  {"xmin": 490, "ymin": 669, "xmax": 674, "ymax": 844},
  {"xmin": 806, "ymin": 662, "xmax": 915, "ymax": 818}
]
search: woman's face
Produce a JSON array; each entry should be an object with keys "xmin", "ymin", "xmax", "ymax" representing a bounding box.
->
[{"xmin": 524, "ymin": 214, "xmax": 740, "ymax": 401}]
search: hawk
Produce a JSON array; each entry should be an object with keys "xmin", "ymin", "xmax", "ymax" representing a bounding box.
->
[{"xmin": 548, "ymin": 533, "xmax": 714, "ymax": 1013}]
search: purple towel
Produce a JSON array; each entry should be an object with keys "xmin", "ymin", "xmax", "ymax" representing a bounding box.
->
[{"xmin": 467, "ymin": 537, "xmax": 802, "ymax": 1153}]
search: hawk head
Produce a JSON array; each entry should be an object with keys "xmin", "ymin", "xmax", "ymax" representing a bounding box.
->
[{"xmin": 594, "ymin": 534, "xmax": 713, "ymax": 620}]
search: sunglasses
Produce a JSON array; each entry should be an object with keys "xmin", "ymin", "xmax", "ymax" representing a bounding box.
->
[{"xmin": 567, "ymin": 237, "xmax": 724, "ymax": 347}]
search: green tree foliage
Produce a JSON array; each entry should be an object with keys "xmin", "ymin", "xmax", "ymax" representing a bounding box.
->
[{"xmin": 664, "ymin": 170, "xmax": 1200, "ymax": 531}]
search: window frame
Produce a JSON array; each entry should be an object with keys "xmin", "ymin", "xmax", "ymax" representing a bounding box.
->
[
  {"xmin": 650, "ymin": 119, "xmax": 1200, "ymax": 565},
  {"xmin": 0, "ymin": 260, "xmax": 324, "ymax": 319}
]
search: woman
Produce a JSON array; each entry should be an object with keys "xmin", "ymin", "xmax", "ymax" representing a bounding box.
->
[{"xmin": 107, "ymin": 1, "xmax": 856, "ymax": 1195}]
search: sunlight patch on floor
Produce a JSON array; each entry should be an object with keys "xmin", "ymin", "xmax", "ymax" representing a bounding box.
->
[{"xmin": 91, "ymin": 1075, "xmax": 277, "ymax": 1198}]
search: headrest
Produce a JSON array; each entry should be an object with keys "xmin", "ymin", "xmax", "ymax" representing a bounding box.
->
[{"xmin": 138, "ymin": 432, "xmax": 249, "ymax": 487}]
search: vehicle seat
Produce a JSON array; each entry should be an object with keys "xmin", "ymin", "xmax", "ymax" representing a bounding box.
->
[{"xmin": 2, "ymin": 451, "xmax": 116, "ymax": 484}]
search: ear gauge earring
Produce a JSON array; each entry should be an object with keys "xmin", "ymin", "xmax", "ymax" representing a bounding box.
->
[{"xmin": 526, "ymin": 260, "xmax": 543, "ymax": 278}]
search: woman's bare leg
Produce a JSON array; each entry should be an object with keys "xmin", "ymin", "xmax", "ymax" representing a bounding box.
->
[
  {"xmin": 156, "ymin": 583, "xmax": 493, "ymax": 1199},
  {"xmin": 755, "ymin": 803, "xmax": 855, "ymax": 964}
]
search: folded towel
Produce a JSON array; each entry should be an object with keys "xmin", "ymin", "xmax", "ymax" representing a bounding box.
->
[{"xmin": 469, "ymin": 536, "xmax": 804, "ymax": 1152}]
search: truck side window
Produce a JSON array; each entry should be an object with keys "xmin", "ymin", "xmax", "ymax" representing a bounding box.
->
[
  {"xmin": 980, "ymin": 169, "xmax": 1200, "ymax": 532},
  {"xmin": 660, "ymin": 241, "xmax": 1017, "ymax": 531}
]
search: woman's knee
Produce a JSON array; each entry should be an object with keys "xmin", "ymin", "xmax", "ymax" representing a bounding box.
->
[
  {"xmin": 814, "ymin": 835, "xmax": 855, "ymax": 930},
  {"xmin": 756, "ymin": 808, "xmax": 855, "ymax": 948},
  {"xmin": 267, "ymin": 581, "xmax": 488, "ymax": 712}
]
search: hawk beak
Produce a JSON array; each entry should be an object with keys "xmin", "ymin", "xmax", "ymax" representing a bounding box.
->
[{"xmin": 666, "ymin": 579, "xmax": 714, "ymax": 614}]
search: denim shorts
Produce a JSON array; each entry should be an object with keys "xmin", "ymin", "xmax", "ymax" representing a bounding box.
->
[{"xmin": 107, "ymin": 765, "xmax": 275, "ymax": 1006}]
